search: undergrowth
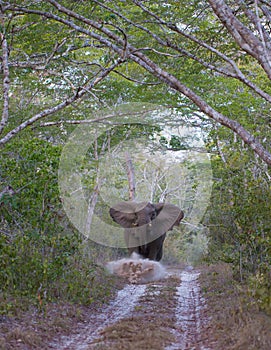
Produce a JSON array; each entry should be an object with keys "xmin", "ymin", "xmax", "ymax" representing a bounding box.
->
[{"xmin": 200, "ymin": 263, "xmax": 271, "ymax": 350}]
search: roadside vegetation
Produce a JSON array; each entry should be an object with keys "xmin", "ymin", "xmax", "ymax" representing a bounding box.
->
[{"xmin": 200, "ymin": 264, "xmax": 271, "ymax": 350}]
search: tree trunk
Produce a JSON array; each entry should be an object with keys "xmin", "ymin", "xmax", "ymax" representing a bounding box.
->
[{"xmin": 125, "ymin": 152, "xmax": 136, "ymax": 201}]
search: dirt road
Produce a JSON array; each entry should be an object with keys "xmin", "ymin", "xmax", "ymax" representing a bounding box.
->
[{"xmin": 49, "ymin": 265, "xmax": 212, "ymax": 350}]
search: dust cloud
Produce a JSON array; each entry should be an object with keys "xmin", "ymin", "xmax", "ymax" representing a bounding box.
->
[{"xmin": 106, "ymin": 253, "xmax": 166, "ymax": 284}]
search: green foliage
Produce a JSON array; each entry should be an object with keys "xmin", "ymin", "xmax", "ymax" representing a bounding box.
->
[
  {"xmin": 0, "ymin": 137, "xmax": 61, "ymax": 226},
  {"xmin": 55, "ymin": 256, "xmax": 116, "ymax": 305},
  {"xmin": 248, "ymin": 271, "xmax": 271, "ymax": 315},
  {"xmin": 204, "ymin": 124, "xmax": 271, "ymax": 313},
  {"xmin": 0, "ymin": 228, "xmax": 80, "ymax": 296},
  {"xmin": 0, "ymin": 136, "xmax": 118, "ymax": 313}
]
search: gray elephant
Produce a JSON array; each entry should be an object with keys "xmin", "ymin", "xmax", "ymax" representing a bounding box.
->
[{"xmin": 109, "ymin": 201, "xmax": 184, "ymax": 261}]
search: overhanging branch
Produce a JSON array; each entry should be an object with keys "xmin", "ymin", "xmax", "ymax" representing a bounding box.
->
[{"xmin": 0, "ymin": 59, "xmax": 124, "ymax": 145}]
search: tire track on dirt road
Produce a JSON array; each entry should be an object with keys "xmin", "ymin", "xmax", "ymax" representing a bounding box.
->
[
  {"xmin": 49, "ymin": 266, "xmax": 211, "ymax": 350},
  {"xmin": 49, "ymin": 284, "xmax": 147, "ymax": 350},
  {"xmin": 166, "ymin": 267, "xmax": 211, "ymax": 350}
]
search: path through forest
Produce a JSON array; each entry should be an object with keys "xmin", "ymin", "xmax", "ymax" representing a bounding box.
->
[{"xmin": 49, "ymin": 265, "xmax": 212, "ymax": 350}]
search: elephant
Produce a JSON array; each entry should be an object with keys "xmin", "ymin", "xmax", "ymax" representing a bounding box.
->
[{"xmin": 109, "ymin": 201, "xmax": 184, "ymax": 261}]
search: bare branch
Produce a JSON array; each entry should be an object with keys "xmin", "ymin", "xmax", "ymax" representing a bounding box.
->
[
  {"xmin": 37, "ymin": 110, "xmax": 158, "ymax": 128},
  {"xmin": 236, "ymin": 0, "xmax": 271, "ymax": 70},
  {"xmin": 260, "ymin": 4, "xmax": 271, "ymax": 22},
  {"xmin": 0, "ymin": 59, "xmax": 124, "ymax": 145},
  {"xmin": 254, "ymin": 0, "xmax": 271, "ymax": 68},
  {"xmin": 113, "ymin": 69, "xmax": 161, "ymax": 85},
  {"xmin": 208, "ymin": 0, "xmax": 271, "ymax": 79},
  {"xmin": 133, "ymin": 0, "xmax": 271, "ymax": 103},
  {"xmin": 43, "ymin": 38, "xmax": 68, "ymax": 68}
]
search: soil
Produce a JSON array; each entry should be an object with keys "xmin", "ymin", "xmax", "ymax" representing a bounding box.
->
[{"xmin": 1, "ymin": 263, "xmax": 271, "ymax": 350}]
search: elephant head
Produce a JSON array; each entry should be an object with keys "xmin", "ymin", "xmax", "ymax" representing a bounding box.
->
[
  {"xmin": 109, "ymin": 201, "xmax": 184, "ymax": 261},
  {"xmin": 109, "ymin": 201, "xmax": 156, "ymax": 228}
]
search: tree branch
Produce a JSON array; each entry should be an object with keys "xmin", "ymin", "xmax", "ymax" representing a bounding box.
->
[
  {"xmin": 208, "ymin": 0, "xmax": 271, "ymax": 79},
  {"xmin": 37, "ymin": 109, "xmax": 156, "ymax": 128},
  {"xmin": 3, "ymin": 1, "xmax": 271, "ymax": 165},
  {"xmin": 113, "ymin": 69, "xmax": 161, "ymax": 85},
  {"xmin": 0, "ymin": 59, "xmax": 124, "ymax": 145},
  {"xmin": 133, "ymin": 0, "xmax": 271, "ymax": 103}
]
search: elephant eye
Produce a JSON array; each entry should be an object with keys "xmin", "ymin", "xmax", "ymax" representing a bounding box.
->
[{"xmin": 150, "ymin": 212, "xmax": 156, "ymax": 220}]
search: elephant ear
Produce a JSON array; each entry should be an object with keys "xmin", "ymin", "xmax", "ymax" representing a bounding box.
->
[
  {"xmin": 109, "ymin": 201, "xmax": 154, "ymax": 228},
  {"xmin": 109, "ymin": 208, "xmax": 136, "ymax": 228},
  {"xmin": 152, "ymin": 203, "xmax": 184, "ymax": 237}
]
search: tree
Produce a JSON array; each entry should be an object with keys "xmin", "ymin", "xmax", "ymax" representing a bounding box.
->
[{"xmin": 1, "ymin": 0, "xmax": 271, "ymax": 165}]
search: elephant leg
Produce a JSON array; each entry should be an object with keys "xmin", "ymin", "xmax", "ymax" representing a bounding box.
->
[
  {"xmin": 124, "ymin": 229, "xmax": 141, "ymax": 257},
  {"xmin": 147, "ymin": 234, "xmax": 166, "ymax": 261},
  {"xmin": 138, "ymin": 245, "xmax": 149, "ymax": 259},
  {"xmin": 156, "ymin": 245, "xmax": 163, "ymax": 261}
]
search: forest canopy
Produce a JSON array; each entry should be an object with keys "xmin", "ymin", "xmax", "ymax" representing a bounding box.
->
[{"xmin": 0, "ymin": 0, "xmax": 270, "ymax": 163}]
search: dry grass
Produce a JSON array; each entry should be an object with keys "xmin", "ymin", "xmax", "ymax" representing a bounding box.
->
[
  {"xmin": 200, "ymin": 263, "xmax": 271, "ymax": 350},
  {"xmin": 94, "ymin": 316, "xmax": 175, "ymax": 350},
  {"xmin": 0, "ymin": 275, "xmax": 126, "ymax": 350},
  {"xmin": 0, "ymin": 302, "xmax": 84, "ymax": 350}
]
